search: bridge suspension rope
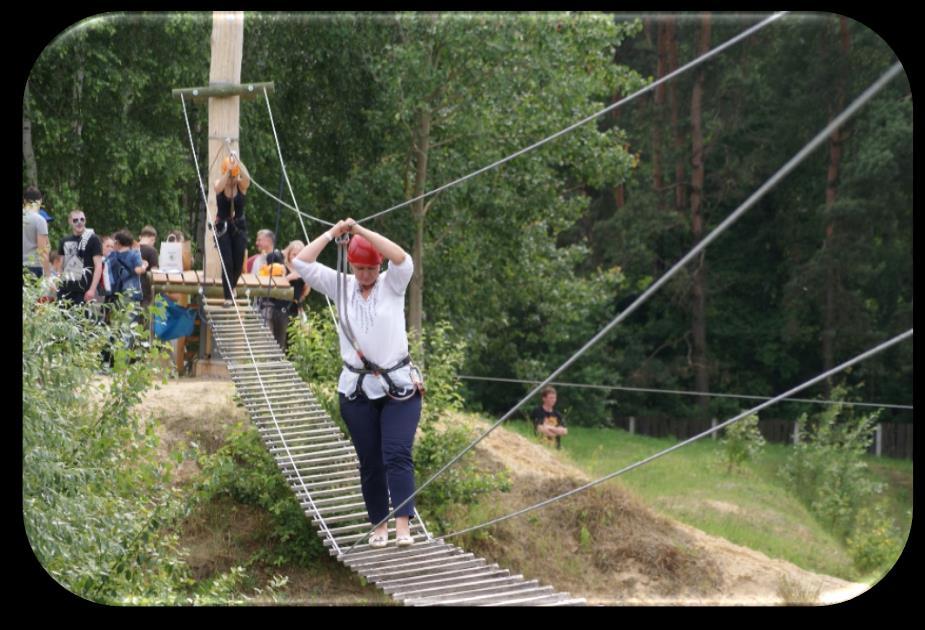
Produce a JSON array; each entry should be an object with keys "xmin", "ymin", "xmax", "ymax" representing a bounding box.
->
[
  {"xmin": 180, "ymin": 93, "xmax": 343, "ymax": 554},
  {"xmin": 440, "ymin": 329, "xmax": 913, "ymax": 542},
  {"xmin": 355, "ymin": 12, "xmax": 788, "ymax": 225},
  {"xmin": 338, "ymin": 60, "xmax": 906, "ymax": 557},
  {"xmin": 456, "ymin": 375, "xmax": 914, "ymax": 411}
]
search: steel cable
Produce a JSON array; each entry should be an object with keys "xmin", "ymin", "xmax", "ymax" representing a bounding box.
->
[
  {"xmin": 356, "ymin": 12, "xmax": 788, "ymax": 225},
  {"xmin": 338, "ymin": 61, "xmax": 905, "ymax": 557},
  {"xmin": 440, "ymin": 329, "xmax": 913, "ymax": 541},
  {"xmin": 456, "ymin": 375, "xmax": 913, "ymax": 411}
]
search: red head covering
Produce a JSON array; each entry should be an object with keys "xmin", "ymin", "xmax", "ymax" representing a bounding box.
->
[{"xmin": 347, "ymin": 234, "xmax": 383, "ymax": 266}]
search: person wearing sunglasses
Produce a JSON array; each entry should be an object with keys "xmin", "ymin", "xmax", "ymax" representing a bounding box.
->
[{"xmin": 57, "ymin": 210, "xmax": 103, "ymax": 305}]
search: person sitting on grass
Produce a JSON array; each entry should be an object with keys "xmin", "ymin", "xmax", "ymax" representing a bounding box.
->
[{"xmin": 532, "ymin": 386, "xmax": 568, "ymax": 450}]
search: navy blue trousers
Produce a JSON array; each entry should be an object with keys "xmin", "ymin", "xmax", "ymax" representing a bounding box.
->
[{"xmin": 339, "ymin": 391, "xmax": 422, "ymax": 525}]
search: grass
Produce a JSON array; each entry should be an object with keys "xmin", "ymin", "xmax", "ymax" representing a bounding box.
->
[{"xmin": 502, "ymin": 418, "xmax": 913, "ymax": 582}]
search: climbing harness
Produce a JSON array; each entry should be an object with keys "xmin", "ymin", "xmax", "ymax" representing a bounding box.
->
[{"xmin": 333, "ymin": 233, "xmax": 424, "ymax": 402}]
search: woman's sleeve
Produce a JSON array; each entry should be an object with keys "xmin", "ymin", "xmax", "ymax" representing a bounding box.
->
[
  {"xmin": 383, "ymin": 254, "xmax": 414, "ymax": 296},
  {"xmin": 291, "ymin": 258, "xmax": 338, "ymax": 300}
]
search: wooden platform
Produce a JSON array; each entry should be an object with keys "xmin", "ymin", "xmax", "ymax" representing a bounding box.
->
[{"xmin": 149, "ymin": 270, "xmax": 293, "ymax": 300}]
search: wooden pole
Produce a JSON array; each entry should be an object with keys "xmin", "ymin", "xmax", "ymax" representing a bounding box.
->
[
  {"xmin": 205, "ymin": 11, "xmax": 245, "ymax": 282},
  {"xmin": 198, "ymin": 11, "xmax": 244, "ymax": 378}
]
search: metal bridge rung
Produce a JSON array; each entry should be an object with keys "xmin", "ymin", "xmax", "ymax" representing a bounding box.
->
[
  {"xmin": 390, "ymin": 574, "xmax": 527, "ymax": 600},
  {"xmin": 307, "ymin": 499, "xmax": 367, "ymax": 513},
  {"xmin": 261, "ymin": 426, "xmax": 342, "ymax": 438},
  {"xmin": 345, "ymin": 547, "xmax": 463, "ymax": 572},
  {"xmin": 403, "ymin": 580, "xmax": 542, "ymax": 606},
  {"xmin": 265, "ymin": 433, "xmax": 344, "ymax": 446},
  {"xmin": 483, "ymin": 593, "xmax": 580, "ymax": 606},
  {"xmin": 338, "ymin": 540, "xmax": 450, "ymax": 565},
  {"xmin": 409, "ymin": 584, "xmax": 554, "ymax": 607},
  {"xmin": 362, "ymin": 555, "xmax": 482, "ymax": 581},
  {"xmin": 377, "ymin": 564, "xmax": 506, "ymax": 589},
  {"xmin": 364, "ymin": 559, "xmax": 493, "ymax": 585},
  {"xmin": 283, "ymin": 461, "xmax": 358, "ymax": 475},
  {"xmin": 269, "ymin": 440, "xmax": 351, "ymax": 454},
  {"xmin": 298, "ymin": 490, "xmax": 363, "ymax": 505},
  {"xmin": 312, "ymin": 510, "xmax": 370, "ymax": 525}
]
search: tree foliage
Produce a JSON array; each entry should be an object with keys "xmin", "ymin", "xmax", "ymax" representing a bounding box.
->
[{"xmin": 24, "ymin": 12, "xmax": 912, "ymax": 430}]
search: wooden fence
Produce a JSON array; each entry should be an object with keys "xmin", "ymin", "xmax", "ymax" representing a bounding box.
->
[{"xmin": 613, "ymin": 416, "xmax": 912, "ymax": 460}]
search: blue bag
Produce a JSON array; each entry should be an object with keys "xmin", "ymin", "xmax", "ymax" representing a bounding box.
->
[{"xmin": 154, "ymin": 296, "xmax": 196, "ymax": 341}]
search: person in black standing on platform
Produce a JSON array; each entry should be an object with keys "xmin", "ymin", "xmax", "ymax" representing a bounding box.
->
[
  {"xmin": 137, "ymin": 225, "xmax": 159, "ymax": 309},
  {"xmin": 213, "ymin": 152, "xmax": 250, "ymax": 307},
  {"xmin": 283, "ymin": 240, "xmax": 311, "ymax": 318}
]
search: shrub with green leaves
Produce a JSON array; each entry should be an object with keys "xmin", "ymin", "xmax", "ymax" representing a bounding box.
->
[
  {"xmin": 196, "ymin": 425, "xmax": 328, "ymax": 567},
  {"xmin": 844, "ymin": 501, "xmax": 907, "ymax": 576},
  {"xmin": 719, "ymin": 413, "xmax": 766, "ymax": 473},
  {"xmin": 22, "ymin": 274, "xmax": 250, "ymax": 603},
  {"xmin": 780, "ymin": 387, "xmax": 882, "ymax": 539}
]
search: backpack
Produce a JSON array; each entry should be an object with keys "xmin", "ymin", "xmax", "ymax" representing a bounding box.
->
[{"xmin": 109, "ymin": 254, "xmax": 135, "ymax": 296}]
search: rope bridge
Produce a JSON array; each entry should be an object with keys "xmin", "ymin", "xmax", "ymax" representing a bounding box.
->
[{"xmin": 204, "ymin": 302, "xmax": 586, "ymax": 606}]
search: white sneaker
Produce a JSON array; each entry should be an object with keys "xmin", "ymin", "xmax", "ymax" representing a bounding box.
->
[
  {"xmin": 395, "ymin": 534, "xmax": 414, "ymax": 547},
  {"xmin": 369, "ymin": 532, "xmax": 388, "ymax": 549}
]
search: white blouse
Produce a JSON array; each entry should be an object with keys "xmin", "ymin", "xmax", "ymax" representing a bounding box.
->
[{"xmin": 291, "ymin": 255, "xmax": 415, "ymax": 399}]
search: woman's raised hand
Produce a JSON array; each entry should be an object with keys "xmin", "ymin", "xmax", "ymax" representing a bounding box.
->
[{"xmin": 331, "ymin": 220, "xmax": 352, "ymax": 237}]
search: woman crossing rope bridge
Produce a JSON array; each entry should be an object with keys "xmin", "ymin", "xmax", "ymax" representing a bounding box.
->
[{"xmin": 292, "ymin": 218, "xmax": 424, "ymax": 549}]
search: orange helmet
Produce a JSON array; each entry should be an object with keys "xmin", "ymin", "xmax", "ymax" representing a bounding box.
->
[
  {"xmin": 221, "ymin": 156, "xmax": 241, "ymax": 178},
  {"xmin": 347, "ymin": 234, "xmax": 383, "ymax": 267}
]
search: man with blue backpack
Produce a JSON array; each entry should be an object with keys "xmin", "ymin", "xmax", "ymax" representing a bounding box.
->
[{"xmin": 106, "ymin": 230, "xmax": 148, "ymax": 302}]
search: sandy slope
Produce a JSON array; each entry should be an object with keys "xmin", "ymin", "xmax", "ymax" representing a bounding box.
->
[
  {"xmin": 463, "ymin": 412, "xmax": 870, "ymax": 605},
  {"xmin": 140, "ymin": 378, "xmax": 870, "ymax": 606}
]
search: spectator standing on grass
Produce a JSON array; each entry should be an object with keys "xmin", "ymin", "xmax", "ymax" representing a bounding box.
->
[{"xmin": 532, "ymin": 386, "xmax": 568, "ymax": 450}]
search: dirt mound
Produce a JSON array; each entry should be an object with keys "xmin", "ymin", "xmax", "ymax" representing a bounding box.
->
[
  {"xmin": 451, "ymin": 411, "xmax": 868, "ymax": 605},
  {"xmin": 140, "ymin": 380, "xmax": 867, "ymax": 605}
]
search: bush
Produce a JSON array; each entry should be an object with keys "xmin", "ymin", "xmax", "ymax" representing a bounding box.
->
[
  {"xmin": 22, "ymin": 274, "xmax": 242, "ymax": 603},
  {"xmin": 196, "ymin": 425, "xmax": 328, "ymax": 567},
  {"xmin": 719, "ymin": 413, "xmax": 765, "ymax": 473},
  {"xmin": 779, "ymin": 387, "xmax": 882, "ymax": 539},
  {"xmin": 778, "ymin": 385, "xmax": 907, "ymax": 577},
  {"xmin": 845, "ymin": 503, "xmax": 906, "ymax": 575}
]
